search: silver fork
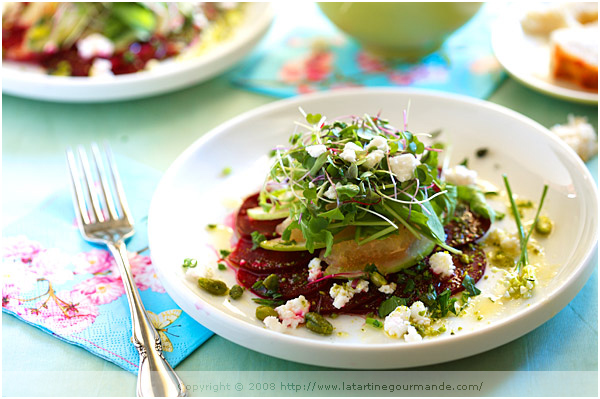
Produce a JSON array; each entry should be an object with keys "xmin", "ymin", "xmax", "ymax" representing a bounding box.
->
[{"xmin": 66, "ymin": 143, "xmax": 186, "ymax": 397}]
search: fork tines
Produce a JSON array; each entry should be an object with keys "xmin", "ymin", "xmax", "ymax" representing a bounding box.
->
[{"xmin": 66, "ymin": 143, "xmax": 132, "ymax": 226}]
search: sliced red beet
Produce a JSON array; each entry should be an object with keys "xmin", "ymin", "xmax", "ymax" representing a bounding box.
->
[
  {"xmin": 229, "ymin": 236, "xmax": 314, "ymax": 272},
  {"xmin": 390, "ymin": 244, "xmax": 487, "ymax": 303},
  {"xmin": 444, "ymin": 203, "xmax": 491, "ymax": 247},
  {"xmin": 235, "ymin": 193, "xmax": 285, "ymax": 238},
  {"xmin": 237, "ymin": 267, "xmax": 329, "ymax": 300}
]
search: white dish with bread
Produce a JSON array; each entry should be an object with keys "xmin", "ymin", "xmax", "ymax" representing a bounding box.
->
[{"xmin": 492, "ymin": 2, "xmax": 597, "ymax": 104}]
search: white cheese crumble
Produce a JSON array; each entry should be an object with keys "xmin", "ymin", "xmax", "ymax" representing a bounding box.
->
[
  {"xmin": 77, "ymin": 33, "xmax": 115, "ymax": 59},
  {"xmin": 404, "ymin": 325, "xmax": 423, "ymax": 342},
  {"xmin": 329, "ymin": 279, "xmax": 369, "ymax": 309},
  {"xmin": 550, "ymin": 115, "xmax": 598, "ymax": 162},
  {"xmin": 306, "ymin": 144, "xmax": 327, "ymax": 158},
  {"xmin": 444, "ymin": 164, "xmax": 478, "ymax": 186},
  {"xmin": 384, "ymin": 303, "xmax": 430, "ymax": 341},
  {"xmin": 89, "ymin": 58, "xmax": 114, "ymax": 77},
  {"xmin": 389, "ymin": 153, "xmax": 419, "ymax": 182},
  {"xmin": 324, "ymin": 182, "xmax": 342, "ymax": 199},
  {"xmin": 307, "ymin": 258, "xmax": 323, "ymax": 282},
  {"xmin": 367, "ymin": 136, "xmax": 389, "ymax": 152},
  {"xmin": 378, "ymin": 282, "xmax": 397, "ymax": 294},
  {"xmin": 339, "ymin": 142, "xmax": 363, "ymax": 163},
  {"xmin": 409, "ymin": 301, "xmax": 431, "ymax": 326},
  {"xmin": 429, "ymin": 251, "xmax": 455, "ymax": 278},
  {"xmin": 263, "ymin": 316, "xmax": 286, "ymax": 332},
  {"xmin": 275, "ymin": 295, "xmax": 310, "ymax": 328},
  {"xmin": 363, "ymin": 149, "xmax": 385, "ymax": 169},
  {"xmin": 487, "ymin": 227, "xmax": 520, "ymax": 255},
  {"xmin": 503, "ymin": 264, "xmax": 537, "ymax": 299},
  {"xmin": 383, "ymin": 305, "xmax": 411, "ymax": 338}
]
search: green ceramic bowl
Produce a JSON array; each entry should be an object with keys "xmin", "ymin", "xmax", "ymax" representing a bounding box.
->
[{"xmin": 318, "ymin": 2, "xmax": 482, "ymax": 59}]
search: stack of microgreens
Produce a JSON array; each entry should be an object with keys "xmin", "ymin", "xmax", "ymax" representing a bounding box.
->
[{"xmin": 258, "ymin": 111, "xmax": 461, "ymax": 256}]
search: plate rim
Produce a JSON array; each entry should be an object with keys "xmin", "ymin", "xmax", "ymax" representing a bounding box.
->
[
  {"xmin": 490, "ymin": 6, "xmax": 598, "ymax": 105},
  {"xmin": 1, "ymin": 2, "xmax": 274, "ymax": 101},
  {"xmin": 148, "ymin": 87, "xmax": 598, "ymax": 367}
]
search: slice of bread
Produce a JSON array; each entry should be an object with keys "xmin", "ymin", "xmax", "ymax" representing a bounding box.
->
[{"xmin": 550, "ymin": 25, "xmax": 598, "ymax": 90}]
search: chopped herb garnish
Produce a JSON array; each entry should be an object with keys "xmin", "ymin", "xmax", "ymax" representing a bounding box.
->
[
  {"xmin": 378, "ymin": 296, "xmax": 407, "ymax": 318},
  {"xmin": 462, "ymin": 275, "xmax": 481, "ymax": 296},
  {"xmin": 206, "ymin": 224, "xmax": 217, "ymax": 230},
  {"xmin": 250, "ymin": 231, "xmax": 267, "ymax": 250},
  {"xmin": 220, "ymin": 166, "xmax": 232, "ymax": 177},
  {"xmin": 219, "ymin": 249, "xmax": 231, "ymax": 259},
  {"xmin": 217, "ymin": 263, "xmax": 227, "ymax": 271},
  {"xmin": 252, "ymin": 298, "xmax": 285, "ymax": 307},
  {"xmin": 182, "ymin": 258, "xmax": 197, "ymax": 268},
  {"xmin": 475, "ymin": 148, "xmax": 488, "ymax": 158},
  {"xmin": 366, "ymin": 317, "xmax": 384, "ymax": 329}
]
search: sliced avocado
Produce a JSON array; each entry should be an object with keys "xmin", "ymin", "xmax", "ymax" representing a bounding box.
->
[
  {"xmin": 324, "ymin": 237, "xmax": 436, "ymax": 276},
  {"xmin": 246, "ymin": 206, "xmax": 289, "ymax": 221},
  {"xmin": 259, "ymin": 237, "xmax": 327, "ymax": 252}
]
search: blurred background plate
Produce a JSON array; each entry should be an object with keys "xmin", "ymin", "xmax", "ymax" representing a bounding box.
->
[
  {"xmin": 1, "ymin": 2, "xmax": 273, "ymax": 103},
  {"xmin": 491, "ymin": 4, "xmax": 598, "ymax": 104}
]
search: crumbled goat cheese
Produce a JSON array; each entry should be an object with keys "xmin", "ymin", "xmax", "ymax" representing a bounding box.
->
[
  {"xmin": 329, "ymin": 279, "xmax": 369, "ymax": 309},
  {"xmin": 409, "ymin": 301, "xmax": 431, "ymax": 326},
  {"xmin": 389, "ymin": 153, "xmax": 419, "ymax": 182},
  {"xmin": 307, "ymin": 258, "xmax": 323, "ymax": 282},
  {"xmin": 363, "ymin": 149, "xmax": 385, "ymax": 169},
  {"xmin": 324, "ymin": 182, "xmax": 342, "ymax": 199},
  {"xmin": 77, "ymin": 33, "xmax": 115, "ymax": 59},
  {"xmin": 487, "ymin": 227, "xmax": 520, "ymax": 255},
  {"xmin": 306, "ymin": 144, "xmax": 327, "ymax": 158},
  {"xmin": 404, "ymin": 325, "xmax": 423, "ymax": 342},
  {"xmin": 275, "ymin": 295, "xmax": 310, "ymax": 328},
  {"xmin": 263, "ymin": 316, "xmax": 286, "ymax": 332},
  {"xmin": 429, "ymin": 251, "xmax": 455, "ymax": 278},
  {"xmin": 339, "ymin": 142, "xmax": 363, "ymax": 163},
  {"xmin": 504, "ymin": 264, "xmax": 537, "ymax": 299},
  {"xmin": 444, "ymin": 164, "xmax": 478, "ymax": 186},
  {"xmin": 89, "ymin": 58, "xmax": 114, "ymax": 77},
  {"xmin": 367, "ymin": 136, "xmax": 389, "ymax": 152},
  {"xmin": 378, "ymin": 282, "xmax": 397, "ymax": 294},
  {"xmin": 384, "ymin": 305, "xmax": 411, "ymax": 338},
  {"xmin": 550, "ymin": 115, "xmax": 598, "ymax": 162}
]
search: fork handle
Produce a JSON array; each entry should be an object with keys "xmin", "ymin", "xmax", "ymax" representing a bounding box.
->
[{"xmin": 108, "ymin": 241, "xmax": 187, "ymax": 397}]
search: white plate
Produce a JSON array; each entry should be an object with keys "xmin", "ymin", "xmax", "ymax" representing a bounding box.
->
[
  {"xmin": 491, "ymin": 4, "xmax": 598, "ymax": 104},
  {"xmin": 148, "ymin": 88, "xmax": 598, "ymax": 369},
  {"xmin": 1, "ymin": 3, "xmax": 273, "ymax": 103}
]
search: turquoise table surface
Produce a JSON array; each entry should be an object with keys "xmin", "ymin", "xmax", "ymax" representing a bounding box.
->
[{"xmin": 2, "ymin": 10, "xmax": 598, "ymax": 398}]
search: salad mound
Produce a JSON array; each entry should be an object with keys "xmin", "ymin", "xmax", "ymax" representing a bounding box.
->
[
  {"xmin": 2, "ymin": 2, "xmax": 240, "ymax": 76},
  {"xmin": 228, "ymin": 112, "xmax": 496, "ymax": 326}
]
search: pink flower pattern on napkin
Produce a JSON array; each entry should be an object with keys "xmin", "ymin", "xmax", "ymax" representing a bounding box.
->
[{"xmin": 2, "ymin": 236, "xmax": 165, "ymax": 334}]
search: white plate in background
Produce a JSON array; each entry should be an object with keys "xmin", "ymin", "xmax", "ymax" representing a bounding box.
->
[
  {"xmin": 491, "ymin": 4, "xmax": 597, "ymax": 104},
  {"xmin": 148, "ymin": 88, "xmax": 598, "ymax": 369},
  {"xmin": 1, "ymin": 3, "xmax": 273, "ymax": 103}
]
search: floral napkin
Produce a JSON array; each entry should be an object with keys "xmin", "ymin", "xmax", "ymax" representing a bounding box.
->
[
  {"xmin": 2, "ymin": 157, "xmax": 212, "ymax": 374},
  {"xmin": 231, "ymin": 2, "xmax": 506, "ymax": 99}
]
